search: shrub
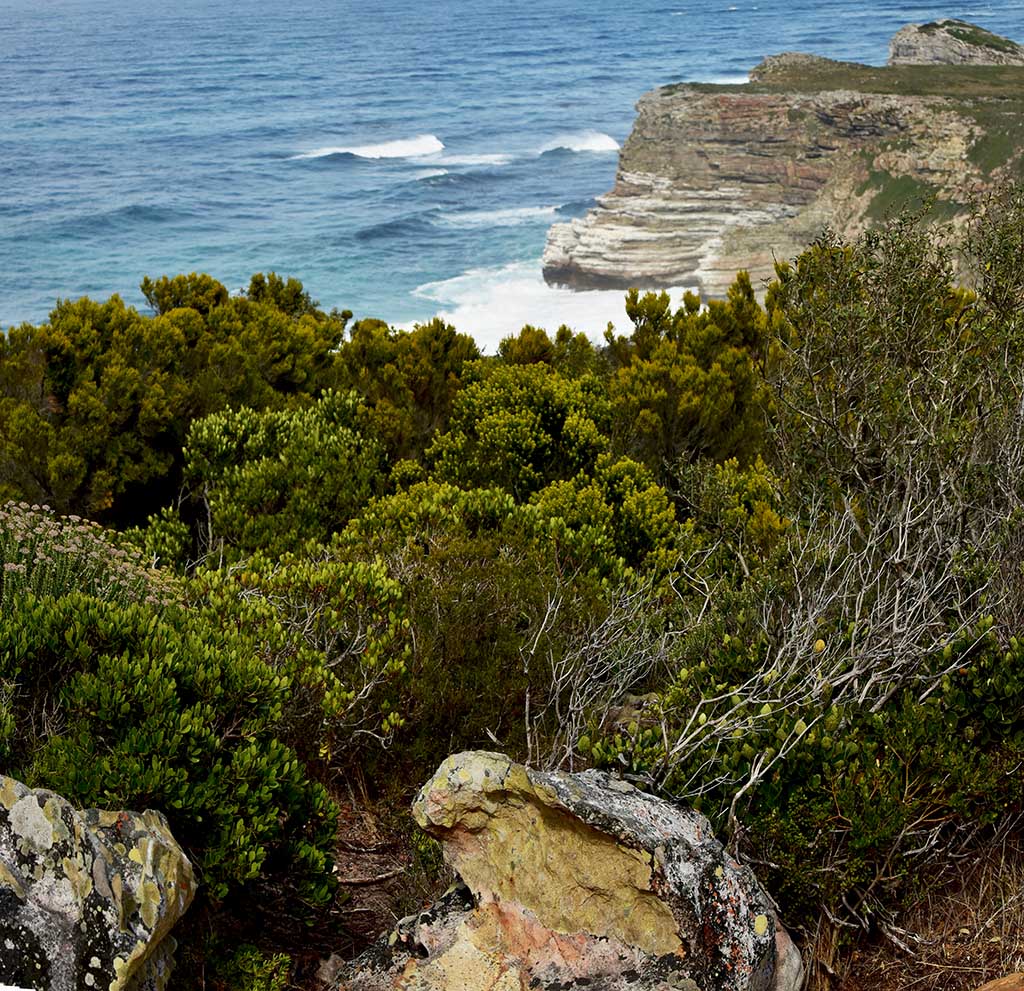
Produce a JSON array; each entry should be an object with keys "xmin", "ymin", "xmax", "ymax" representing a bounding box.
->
[
  {"xmin": 0, "ymin": 500, "xmax": 175, "ymax": 610},
  {"xmin": 427, "ymin": 363, "xmax": 612, "ymax": 499},
  {"xmin": 0, "ymin": 505, "xmax": 337, "ymax": 905},
  {"xmin": 0, "ymin": 591, "xmax": 337, "ymax": 904},
  {"xmin": 164, "ymin": 390, "xmax": 385, "ymax": 562},
  {"xmin": 187, "ymin": 553, "xmax": 411, "ymax": 766}
]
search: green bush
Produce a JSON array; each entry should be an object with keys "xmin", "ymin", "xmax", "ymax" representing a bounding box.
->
[
  {"xmin": 187, "ymin": 553, "xmax": 410, "ymax": 767},
  {"xmin": 0, "ymin": 507, "xmax": 337, "ymax": 905},
  {"xmin": 0, "ymin": 590, "xmax": 337, "ymax": 904},
  {"xmin": 179, "ymin": 389, "xmax": 384, "ymax": 561},
  {"xmin": 335, "ymin": 480, "xmax": 672, "ymax": 775},
  {"xmin": 207, "ymin": 944, "xmax": 292, "ymax": 991},
  {"xmin": 427, "ymin": 363, "xmax": 612, "ymax": 499}
]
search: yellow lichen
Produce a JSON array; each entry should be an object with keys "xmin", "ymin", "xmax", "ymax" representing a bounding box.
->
[
  {"xmin": 0, "ymin": 858, "xmax": 25, "ymax": 899},
  {"xmin": 455, "ymin": 801, "xmax": 678, "ymax": 954}
]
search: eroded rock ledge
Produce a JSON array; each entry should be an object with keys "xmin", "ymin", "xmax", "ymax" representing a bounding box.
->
[
  {"xmin": 336, "ymin": 751, "xmax": 802, "ymax": 991},
  {"xmin": 542, "ymin": 21, "xmax": 1024, "ymax": 299}
]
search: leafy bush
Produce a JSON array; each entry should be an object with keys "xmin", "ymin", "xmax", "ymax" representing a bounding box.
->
[
  {"xmin": 427, "ymin": 363, "xmax": 612, "ymax": 499},
  {"xmin": 335, "ymin": 480, "xmax": 673, "ymax": 774},
  {"xmin": 0, "ymin": 505, "xmax": 337, "ymax": 904},
  {"xmin": 0, "ymin": 591, "xmax": 337, "ymax": 904},
  {"xmin": 0, "ymin": 274, "xmax": 347, "ymax": 523},
  {"xmin": 207, "ymin": 944, "xmax": 292, "ymax": 991},
  {"xmin": 607, "ymin": 273, "xmax": 769, "ymax": 475},
  {"xmin": 179, "ymin": 390, "xmax": 384, "ymax": 561},
  {"xmin": 187, "ymin": 553, "xmax": 410, "ymax": 766},
  {"xmin": 585, "ymin": 205, "xmax": 1024, "ymax": 958}
]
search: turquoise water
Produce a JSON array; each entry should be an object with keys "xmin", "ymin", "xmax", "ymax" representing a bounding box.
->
[{"xmin": 4, "ymin": 0, "xmax": 1024, "ymax": 346}]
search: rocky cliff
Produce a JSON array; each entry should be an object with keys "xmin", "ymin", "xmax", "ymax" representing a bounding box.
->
[
  {"xmin": 542, "ymin": 23, "xmax": 1024, "ymax": 298},
  {"xmin": 889, "ymin": 19, "xmax": 1024, "ymax": 66}
]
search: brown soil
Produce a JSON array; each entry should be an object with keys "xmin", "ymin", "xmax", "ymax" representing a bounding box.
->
[{"xmin": 824, "ymin": 831, "xmax": 1024, "ymax": 991}]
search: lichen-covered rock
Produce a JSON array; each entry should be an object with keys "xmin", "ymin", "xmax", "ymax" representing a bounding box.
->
[
  {"xmin": 889, "ymin": 20, "xmax": 1024, "ymax": 66},
  {"xmin": 337, "ymin": 752, "xmax": 802, "ymax": 991},
  {"xmin": 0, "ymin": 776, "xmax": 195, "ymax": 991}
]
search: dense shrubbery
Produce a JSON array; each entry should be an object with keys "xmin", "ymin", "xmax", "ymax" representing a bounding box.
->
[
  {"xmin": 3, "ymin": 192, "xmax": 1024, "ymax": 988},
  {"xmin": 0, "ymin": 509, "xmax": 337, "ymax": 906}
]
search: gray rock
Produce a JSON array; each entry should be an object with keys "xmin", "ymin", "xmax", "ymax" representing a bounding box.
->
[
  {"xmin": 889, "ymin": 20, "xmax": 1024, "ymax": 66},
  {"xmin": 0, "ymin": 776, "xmax": 195, "ymax": 991},
  {"xmin": 337, "ymin": 751, "xmax": 802, "ymax": 991}
]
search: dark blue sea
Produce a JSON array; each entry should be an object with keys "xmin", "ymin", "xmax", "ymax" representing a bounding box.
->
[{"xmin": 4, "ymin": 0, "xmax": 1024, "ymax": 347}]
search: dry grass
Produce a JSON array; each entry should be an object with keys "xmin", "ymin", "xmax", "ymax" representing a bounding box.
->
[{"xmin": 815, "ymin": 824, "xmax": 1024, "ymax": 991}]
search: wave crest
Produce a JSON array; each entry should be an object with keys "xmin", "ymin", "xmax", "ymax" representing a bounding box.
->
[
  {"xmin": 440, "ymin": 205, "xmax": 559, "ymax": 228},
  {"xmin": 538, "ymin": 130, "xmax": 620, "ymax": 154},
  {"xmin": 292, "ymin": 134, "xmax": 445, "ymax": 160}
]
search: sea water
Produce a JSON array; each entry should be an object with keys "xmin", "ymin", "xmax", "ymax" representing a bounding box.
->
[{"xmin": 4, "ymin": 0, "xmax": 1024, "ymax": 348}]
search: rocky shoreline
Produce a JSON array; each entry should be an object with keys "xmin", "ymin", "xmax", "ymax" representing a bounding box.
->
[{"xmin": 543, "ymin": 20, "xmax": 1024, "ymax": 298}]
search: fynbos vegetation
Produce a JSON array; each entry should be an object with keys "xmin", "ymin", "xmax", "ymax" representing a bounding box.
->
[{"xmin": 2, "ymin": 188, "xmax": 1024, "ymax": 989}]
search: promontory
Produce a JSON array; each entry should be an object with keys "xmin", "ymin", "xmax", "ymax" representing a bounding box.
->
[{"xmin": 542, "ymin": 20, "xmax": 1024, "ymax": 297}]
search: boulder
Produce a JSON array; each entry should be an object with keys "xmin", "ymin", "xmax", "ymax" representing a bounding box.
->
[
  {"xmin": 888, "ymin": 20, "xmax": 1024, "ymax": 66},
  {"xmin": 337, "ymin": 751, "xmax": 802, "ymax": 991},
  {"xmin": 0, "ymin": 776, "xmax": 195, "ymax": 991}
]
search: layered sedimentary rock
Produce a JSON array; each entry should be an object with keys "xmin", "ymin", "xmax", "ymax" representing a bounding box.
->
[
  {"xmin": 889, "ymin": 20, "xmax": 1024, "ymax": 66},
  {"xmin": 543, "ymin": 23, "xmax": 1024, "ymax": 299},
  {"xmin": 337, "ymin": 751, "xmax": 802, "ymax": 991},
  {"xmin": 0, "ymin": 776, "xmax": 195, "ymax": 991}
]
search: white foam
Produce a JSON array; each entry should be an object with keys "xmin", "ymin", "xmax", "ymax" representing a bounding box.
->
[
  {"xmin": 439, "ymin": 205, "xmax": 560, "ymax": 229},
  {"xmin": 292, "ymin": 134, "xmax": 445, "ymax": 160},
  {"xmin": 414, "ymin": 168, "xmax": 450, "ymax": 180},
  {"xmin": 538, "ymin": 130, "xmax": 620, "ymax": 154},
  {"xmin": 431, "ymin": 152, "xmax": 516, "ymax": 167},
  {"xmin": 408, "ymin": 259, "xmax": 693, "ymax": 353}
]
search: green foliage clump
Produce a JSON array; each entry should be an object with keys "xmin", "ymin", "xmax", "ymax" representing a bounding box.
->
[
  {"xmin": 1, "ymin": 591, "xmax": 336, "ymax": 904},
  {"xmin": 607, "ymin": 272, "xmax": 769, "ymax": 476},
  {"xmin": 0, "ymin": 504, "xmax": 337, "ymax": 905},
  {"xmin": 498, "ymin": 323, "xmax": 600, "ymax": 377},
  {"xmin": 204, "ymin": 942, "xmax": 292, "ymax": 991},
  {"xmin": 178, "ymin": 390, "xmax": 383, "ymax": 561},
  {"xmin": 189, "ymin": 553, "xmax": 410, "ymax": 766},
  {"xmin": 335, "ymin": 478, "xmax": 672, "ymax": 771},
  {"xmin": 428, "ymin": 363, "xmax": 611, "ymax": 498},
  {"xmin": 0, "ymin": 272, "xmax": 347, "ymax": 523},
  {"xmin": 333, "ymin": 315, "xmax": 479, "ymax": 463}
]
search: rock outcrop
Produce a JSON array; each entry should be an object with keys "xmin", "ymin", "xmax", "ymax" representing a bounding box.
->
[
  {"xmin": 542, "ymin": 23, "xmax": 1024, "ymax": 299},
  {"xmin": 889, "ymin": 20, "xmax": 1024, "ymax": 66},
  {"xmin": 337, "ymin": 751, "xmax": 802, "ymax": 991},
  {"xmin": 0, "ymin": 776, "xmax": 195, "ymax": 991}
]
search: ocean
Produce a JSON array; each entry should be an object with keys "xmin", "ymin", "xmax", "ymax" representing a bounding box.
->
[{"xmin": 4, "ymin": 0, "xmax": 1024, "ymax": 348}]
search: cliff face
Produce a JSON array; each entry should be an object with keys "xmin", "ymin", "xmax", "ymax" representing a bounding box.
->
[{"xmin": 543, "ymin": 26, "xmax": 1024, "ymax": 298}]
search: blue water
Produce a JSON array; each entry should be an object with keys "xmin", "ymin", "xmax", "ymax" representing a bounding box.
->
[{"xmin": 4, "ymin": 0, "xmax": 1024, "ymax": 347}]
